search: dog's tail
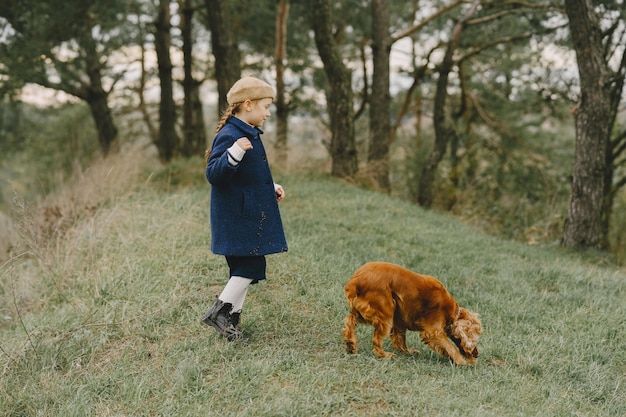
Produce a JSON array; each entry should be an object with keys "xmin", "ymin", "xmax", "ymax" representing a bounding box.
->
[
  {"xmin": 345, "ymin": 280, "xmax": 372, "ymax": 323},
  {"xmin": 345, "ymin": 279, "xmax": 391, "ymax": 325},
  {"xmin": 344, "ymin": 279, "xmax": 359, "ymax": 308}
]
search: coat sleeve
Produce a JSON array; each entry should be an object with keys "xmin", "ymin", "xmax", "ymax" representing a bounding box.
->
[{"xmin": 206, "ymin": 133, "xmax": 239, "ymax": 186}]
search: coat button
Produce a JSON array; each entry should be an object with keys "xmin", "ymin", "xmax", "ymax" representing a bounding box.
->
[{"xmin": 261, "ymin": 155, "xmax": 267, "ymax": 161}]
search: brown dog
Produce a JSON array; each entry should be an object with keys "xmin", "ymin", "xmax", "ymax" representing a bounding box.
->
[{"xmin": 342, "ymin": 262, "xmax": 482, "ymax": 365}]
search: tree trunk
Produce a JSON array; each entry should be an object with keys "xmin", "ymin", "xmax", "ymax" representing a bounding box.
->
[
  {"xmin": 273, "ymin": 0, "xmax": 290, "ymax": 169},
  {"xmin": 418, "ymin": 0, "xmax": 479, "ymax": 207},
  {"xmin": 82, "ymin": 33, "xmax": 118, "ymax": 156},
  {"xmin": 85, "ymin": 92, "xmax": 118, "ymax": 157},
  {"xmin": 310, "ymin": 0, "xmax": 358, "ymax": 178},
  {"xmin": 205, "ymin": 0, "xmax": 241, "ymax": 115},
  {"xmin": 137, "ymin": 24, "xmax": 158, "ymax": 145},
  {"xmin": 601, "ymin": 48, "xmax": 626, "ymax": 248},
  {"xmin": 367, "ymin": 0, "xmax": 392, "ymax": 192},
  {"xmin": 562, "ymin": 0, "xmax": 612, "ymax": 249},
  {"xmin": 155, "ymin": 0, "xmax": 180, "ymax": 162},
  {"xmin": 180, "ymin": 0, "xmax": 206, "ymax": 157}
]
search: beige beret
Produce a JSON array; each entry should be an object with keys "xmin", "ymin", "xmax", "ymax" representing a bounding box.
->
[{"xmin": 226, "ymin": 76, "xmax": 275, "ymax": 105}]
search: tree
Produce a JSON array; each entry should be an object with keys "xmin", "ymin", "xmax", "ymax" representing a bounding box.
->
[
  {"xmin": 154, "ymin": 0, "xmax": 180, "ymax": 162},
  {"xmin": 234, "ymin": 0, "xmax": 316, "ymax": 170},
  {"xmin": 179, "ymin": 0, "xmax": 206, "ymax": 157},
  {"xmin": 204, "ymin": 0, "xmax": 241, "ymax": 114},
  {"xmin": 0, "ymin": 0, "xmax": 125, "ymax": 156},
  {"xmin": 310, "ymin": 0, "xmax": 357, "ymax": 178},
  {"xmin": 418, "ymin": 0, "xmax": 480, "ymax": 208},
  {"xmin": 273, "ymin": 0, "xmax": 290, "ymax": 169},
  {"xmin": 131, "ymin": 0, "xmax": 159, "ymax": 147},
  {"xmin": 364, "ymin": 0, "xmax": 468, "ymax": 193},
  {"xmin": 366, "ymin": 0, "xmax": 392, "ymax": 192},
  {"xmin": 562, "ymin": 0, "xmax": 615, "ymax": 248},
  {"xmin": 598, "ymin": 1, "xmax": 626, "ymax": 250}
]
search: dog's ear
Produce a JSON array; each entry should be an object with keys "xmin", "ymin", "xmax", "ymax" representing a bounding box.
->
[
  {"xmin": 458, "ymin": 308, "xmax": 479, "ymax": 322},
  {"xmin": 449, "ymin": 308, "xmax": 482, "ymax": 359}
]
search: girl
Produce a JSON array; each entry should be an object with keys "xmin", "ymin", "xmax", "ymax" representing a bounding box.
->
[{"xmin": 202, "ymin": 76, "xmax": 288, "ymax": 341}]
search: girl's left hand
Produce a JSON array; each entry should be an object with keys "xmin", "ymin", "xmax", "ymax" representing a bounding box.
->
[{"xmin": 274, "ymin": 183, "xmax": 285, "ymax": 202}]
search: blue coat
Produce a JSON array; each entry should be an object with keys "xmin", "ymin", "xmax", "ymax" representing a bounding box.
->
[{"xmin": 206, "ymin": 117, "xmax": 288, "ymax": 256}]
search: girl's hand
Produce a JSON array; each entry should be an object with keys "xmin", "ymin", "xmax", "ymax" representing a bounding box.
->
[
  {"xmin": 236, "ymin": 137, "xmax": 253, "ymax": 151},
  {"xmin": 274, "ymin": 183, "xmax": 285, "ymax": 202}
]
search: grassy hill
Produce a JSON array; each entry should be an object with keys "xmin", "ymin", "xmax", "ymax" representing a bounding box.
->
[{"xmin": 1, "ymin": 154, "xmax": 625, "ymax": 416}]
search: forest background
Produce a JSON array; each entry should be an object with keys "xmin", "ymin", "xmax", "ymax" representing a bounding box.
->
[{"xmin": 0, "ymin": 0, "xmax": 625, "ymax": 263}]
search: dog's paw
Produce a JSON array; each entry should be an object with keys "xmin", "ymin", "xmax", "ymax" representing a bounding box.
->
[
  {"xmin": 452, "ymin": 357, "xmax": 470, "ymax": 366},
  {"xmin": 374, "ymin": 350, "xmax": 396, "ymax": 359},
  {"xmin": 345, "ymin": 342, "xmax": 357, "ymax": 354}
]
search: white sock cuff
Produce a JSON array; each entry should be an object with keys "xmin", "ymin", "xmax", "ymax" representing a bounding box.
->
[{"xmin": 219, "ymin": 276, "xmax": 252, "ymax": 307}]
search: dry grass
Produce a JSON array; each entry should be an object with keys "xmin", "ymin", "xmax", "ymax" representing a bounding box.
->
[{"xmin": 1, "ymin": 150, "xmax": 158, "ymax": 321}]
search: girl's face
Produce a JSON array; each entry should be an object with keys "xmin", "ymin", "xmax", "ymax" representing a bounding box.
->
[{"xmin": 238, "ymin": 98, "xmax": 273, "ymax": 127}]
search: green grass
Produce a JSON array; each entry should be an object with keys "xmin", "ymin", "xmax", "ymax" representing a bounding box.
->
[{"xmin": 1, "ymin": 157, "xmax": 625, "ymax": 416}]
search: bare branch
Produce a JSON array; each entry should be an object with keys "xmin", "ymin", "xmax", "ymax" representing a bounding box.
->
[
  {"xmin": 354, "ymin": 37, "xmax": 369, "ymax": 120},
  {"xmin": 458, "ymin": 23, "xmax": 566, "ymax": 63},
  {"xmin": 612, "ymin": 130, "xmax": 626, "ymax": 161},
  {"xmin": 497, "ymin": 0, "xmax": 561, "ymax": 8},
  {"xmin": 458, "ymin": 32, "xmax": 533, "ymax": 63},
  {"xmin": 475, "ymin": 97, "xmax": 509, "ymax": 138},
  {"xmin": 106, "ymin": 70, "xmax": 127, "ymax": 95},
  {"xmin": 468, "ymin": 2, "xmax": 561, "ymax": 26},
  {"xmin": 390, "ymin": 46, "xmax": 436, "ymax": 140},
  {"xmin": 612, "ymin": 175, "xmax": 626, "ymax": 194},
  {"xmin": 468, "ymin": 9, "xmax": 527, "ymax": 25},
  {"xmin": 391, "ymin": 0, "xmax": 465, "ymax": 43}
]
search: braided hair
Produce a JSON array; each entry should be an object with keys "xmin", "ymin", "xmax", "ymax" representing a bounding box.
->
[{"xmin": 204, "ymin": 103, "xmax": 242, "ymax": 163}]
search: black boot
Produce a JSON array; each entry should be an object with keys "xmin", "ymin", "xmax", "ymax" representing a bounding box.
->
[
  {"xmin": 230, "ymin": 311, "xmax": 242, "ymax": 331},
  {"xmin": 201, "ymin": 298, "xmax": 246, "ymax": 341}
]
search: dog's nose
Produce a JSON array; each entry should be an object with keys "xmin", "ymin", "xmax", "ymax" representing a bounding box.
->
[{"xmin": 472, "ymin": 347, "xmax": 479, "ymax": 358}]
